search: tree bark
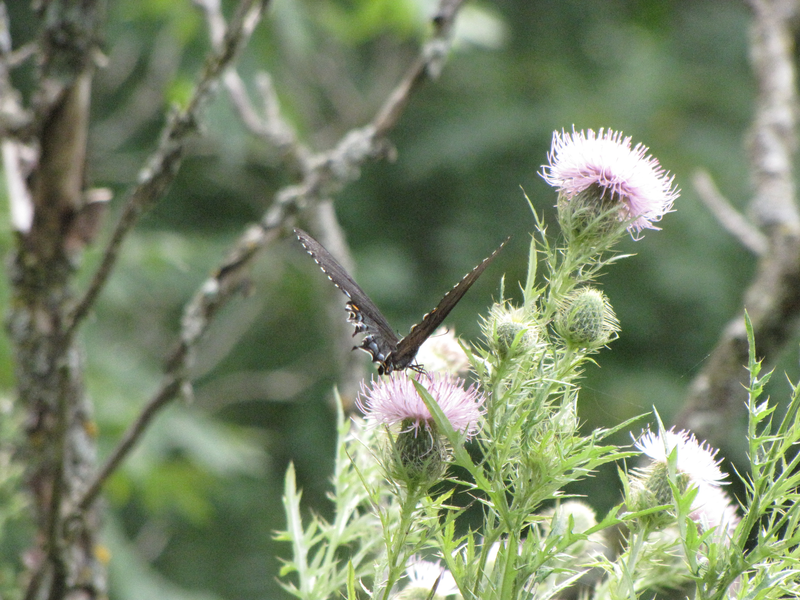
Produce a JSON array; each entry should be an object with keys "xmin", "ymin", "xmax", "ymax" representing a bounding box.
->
[{"xmin": 7, "ymin": 2, "xmax": 105, "ymax": 599}]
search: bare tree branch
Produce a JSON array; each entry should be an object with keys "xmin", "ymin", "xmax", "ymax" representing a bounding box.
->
[
  {"xmin": 676, "ymin": 0, "xmax": 800, "ymax": 445},
  {"xmin": 747, "ymin": 0, "xmax": 800, "ymax": 231},
  {"xmin": 693, "ymin": 168, "xmax": 768, "ymax": 255},
  {"xmin": 3, "ymin": 3, "xmax": 268, "ymax": 599},
  {"xmin": 196, "ymin": 0, "xmax": 309, "ymax": 174},
  {"xmin": 75, "ymin": 378, "xmax": 184, "ymax": 513},
  {"xmin": 65, "ymin": 1, "xmax": 271, "ymax": 517},
  {"xmin": 194, "ymin": 0, "xmax": 377, "ymax": 398}
]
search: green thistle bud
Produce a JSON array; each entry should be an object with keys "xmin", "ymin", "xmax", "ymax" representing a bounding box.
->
[
  {"xmin": 628, "ymin": 462, "xmax": 690, "ymax": 530},
  {"xmin": 391, "ymin": 420, "xmax": 448, "ymax": 486},
  {"xmin": 555, "ymin": 287, "xmax": 619, "ymax": 348},
  {"xmin": 485, "ymin": 303, "xmax": 539, "ymax": 359}
]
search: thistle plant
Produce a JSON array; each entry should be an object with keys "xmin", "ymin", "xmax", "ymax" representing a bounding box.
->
[{"xmin": 278, "ymin": 128, "xmax": 800, "ymax": 600}]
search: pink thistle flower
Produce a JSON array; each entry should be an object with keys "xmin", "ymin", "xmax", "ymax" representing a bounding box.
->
[
  {"xmin": 541, "ymin": 128, "xmax": 679, "ymax": 236},
  {"xmin": 357, "ymin": 372, "xmax": 484, "ymax": 439}
]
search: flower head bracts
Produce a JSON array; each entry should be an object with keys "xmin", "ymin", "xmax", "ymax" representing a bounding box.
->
[{"xmin": 541, "ymin": 128, "xmax": 678, "ymax": 236}]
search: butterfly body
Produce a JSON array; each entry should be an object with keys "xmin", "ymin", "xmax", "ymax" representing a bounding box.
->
[{"xmin": 295, "ymin": 228, "xmax": 507, "ymax": 374}]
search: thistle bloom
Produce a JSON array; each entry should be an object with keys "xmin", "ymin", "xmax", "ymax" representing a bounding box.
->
[
  {"xmin": 357, "ymin": 372, "xmax": 485, "ymax": 438},
  {"xmin": 541, "ymin": 128, "xmax": 678, "ymax": 236},
  {"xmin": 634, "ymin": 428, "xmax": 740, "ymax": 541},
  {"xmin": 635, "ymin": 428, "xmax": 727, "ymax": 487}
]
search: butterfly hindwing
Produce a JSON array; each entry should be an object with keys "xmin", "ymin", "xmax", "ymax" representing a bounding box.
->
[
  {"xmin": 295, "ymin": 229, "xmax": 400, "ymax": 368},
  {"xmin": 295, "ymin": 228, "xmax": 507, "ymax": 374}
]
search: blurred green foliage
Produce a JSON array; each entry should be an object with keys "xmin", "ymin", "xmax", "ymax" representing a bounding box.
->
[{"xmin": 1, "ymin": 0, "xmax": 791, "ymax": 599}]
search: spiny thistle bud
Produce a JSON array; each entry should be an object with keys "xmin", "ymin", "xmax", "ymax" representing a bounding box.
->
[
  {"xmin": 485, "ymin": 303, "xmax": 539, "ymax": 359},
  {"xmin": 555, "ymin": 287, "xmax": 619, "ymax": 348},
  {"xmin": 629, "ymin": 462, "xmax": 690, "ymax": 530}
]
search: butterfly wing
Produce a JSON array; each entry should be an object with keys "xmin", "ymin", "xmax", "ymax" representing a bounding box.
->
[
  {"xmin": 295, "ymin": 229, "xmax": 401, "ymax": 371},
  {"xmin": 388, "ymin": 237, "xmax": 510, "ymax": 371}
]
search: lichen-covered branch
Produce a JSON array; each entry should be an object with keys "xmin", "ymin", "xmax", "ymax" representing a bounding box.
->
[
  {"xmin": 4, "ymin": 1, "xmax": 104, "ymax": 598},
  {"xmin": 676, "ymin": 0, "xmax": 800, "ymax": 444}
]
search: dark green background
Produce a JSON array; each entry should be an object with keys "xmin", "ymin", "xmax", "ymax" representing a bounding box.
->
[{"xmin": 2, "ymin": 1, "xmax": 786, "ymax": 599}]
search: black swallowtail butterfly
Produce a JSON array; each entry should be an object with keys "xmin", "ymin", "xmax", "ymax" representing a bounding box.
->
[{"xmin": 295, "ymin": 228, "xmax": 507, "ymax": 374}]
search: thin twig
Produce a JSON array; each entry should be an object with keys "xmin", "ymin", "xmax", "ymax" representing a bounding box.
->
[
  {"xmin": 692, "ymin": 168, "xmax": 768, "ymax": 255},
  {"xmin": 41, "ymin": 363, "xmax": 72, "ymax": 592},
  {"xmin": 68, "ymin": 2, "xmax": 271, "ymax": 514},
  {"xmin": 196, "ymin": 0, "xmax": 309, "ymax": 172},
  {"xmin": 374, "ymin": 0, "xmax": 465, "ymax": 137},
  {"xmin": 72, "ymin": 0, "xmax": 468, "ymax": 512},
  {"xmin": 5, "ymin": 41, "xmax": 36, "ymax": 68},
  {"xmin": 198, "ymin": 0, "xmax": 369, "ymax": 397},
  {"xmin": 77, "ymin": 376, "xmax": 183, "ymax": 511}
]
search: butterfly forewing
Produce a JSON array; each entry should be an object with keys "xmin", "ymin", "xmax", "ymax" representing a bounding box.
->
[
  {"xmin": 388, "ymin": 238, "xmax": 510, "ymax": 370},
  {"xmin": 295, "ymin": 228, "xmax": 507, "ymax": 374},
  {"xmin": 295, "ymin": 229, "xmax": 400, "ymax": 368}
]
